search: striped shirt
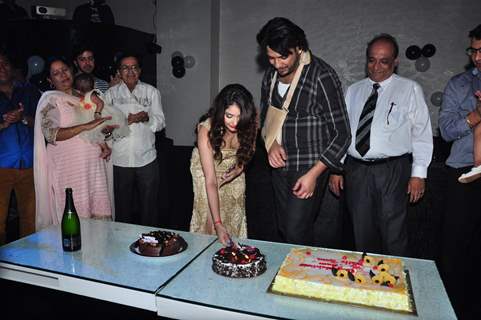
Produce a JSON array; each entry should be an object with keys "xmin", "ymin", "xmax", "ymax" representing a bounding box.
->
[
  {"xmin": 260, "ymin": 52, "xmax": 351, "ymax": 172},
  {"xmin": 94, "ymin": 77, "xmax": 109, "ymax": 93}
]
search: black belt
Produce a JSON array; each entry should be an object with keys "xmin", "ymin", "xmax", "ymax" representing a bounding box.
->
[{"xmin": 347, "ymin": 154, "xmax": 411, "ymax": 165}]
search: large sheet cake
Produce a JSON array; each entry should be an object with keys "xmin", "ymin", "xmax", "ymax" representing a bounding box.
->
[{"xmin": 271, "ymin": 247, "xmax": 414, "ymax": 313}]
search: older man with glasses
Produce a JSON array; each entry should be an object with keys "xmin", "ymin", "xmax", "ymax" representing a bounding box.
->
[
  {"xmin": 438, "ymin": 23, "xmax": 481, "ymax": 319},
  {"xmin": 329, "ymin": 33, "xmax": 432, "ymax": 257},
  {"xmin": 103, "ymin": 54, "xmax": 165, "ymax": 227}
]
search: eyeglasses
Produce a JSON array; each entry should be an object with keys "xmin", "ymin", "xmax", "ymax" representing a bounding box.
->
[
  {"xmin": 119, "ymin": 65, "xmax": 140, "ymax": 72},
  {"xmin": 466, "ymin": 47, "xmax": 481, "ymax": 55}
]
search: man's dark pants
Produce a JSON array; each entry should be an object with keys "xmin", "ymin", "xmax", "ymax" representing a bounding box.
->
[
  {"xmin": 272, "ymin": 168, "xmax": 329, "ymax": 245},
  {"xmin": 113, "ymin": 158, "xmax": 160, "ymax": 227},
  {"xmin": 344, "ymin": 155, "xmax": 411, "ymax": 256}
]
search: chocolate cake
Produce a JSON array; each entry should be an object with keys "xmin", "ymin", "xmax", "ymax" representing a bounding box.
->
[
  {"xmin": 212, "ymin": 245, "xmax": 266, "ymax": 278},
  {"xmin": 136, "ymin": 231, "xmax": 187, "ymax": 257}
]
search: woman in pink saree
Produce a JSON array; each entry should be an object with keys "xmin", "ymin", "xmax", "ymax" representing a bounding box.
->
[{"xmin": 34, "ymin": 58, "xmax": 114, "ymax": 230}]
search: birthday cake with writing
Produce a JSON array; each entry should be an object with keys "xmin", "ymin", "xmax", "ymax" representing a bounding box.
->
[
  {"xmin": 212, "ymin": 245, "xmax": 266, "ymax": 278},
  {"xmin": 271, "ymin": 248, "xmax": 413, "ymax": 313}
]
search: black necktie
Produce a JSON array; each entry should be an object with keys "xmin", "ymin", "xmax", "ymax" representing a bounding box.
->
[{"xmin": 355, "ymin": 83, "xmax": 380, "ymax": 157}]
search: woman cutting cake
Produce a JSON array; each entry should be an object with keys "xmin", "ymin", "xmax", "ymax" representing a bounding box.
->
[{"xmin": 189, "ymin": 84, "xmax": 257, "ymax": 246}]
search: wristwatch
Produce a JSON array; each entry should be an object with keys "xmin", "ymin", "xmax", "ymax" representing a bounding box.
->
[{"xmin": 21, "ymin": 117, "xmax": 28, "ymax": 125}]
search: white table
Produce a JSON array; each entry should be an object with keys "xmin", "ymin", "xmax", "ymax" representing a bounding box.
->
[
  {"xmin": 156, "ymin": 239, "xmax": 457, "ymax": 320},
  {"xmin": 0, "ymin": 220, "xmax": 456, "ymax": 319},
  {"xmin": 0, "ymin": 219, "xmax": 216, "ymax": 312}
]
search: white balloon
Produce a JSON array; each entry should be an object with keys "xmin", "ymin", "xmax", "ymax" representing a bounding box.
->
[
  {"xmin": 415, "ymin": 56, "xmax": 430, "ymax": 72},
  {"xmin": 27, "ymin": 55, "xmax": 45, "ymax": 77},
  {"xmin": 184, "ymin": 55, "xmax": 195, "ymax": 68}
]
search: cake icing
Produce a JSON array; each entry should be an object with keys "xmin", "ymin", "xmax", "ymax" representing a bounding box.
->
[
  {"xmin": 272, "ymin": 248, "xmax": 413, "ymax": 312},
  {"xmin": 212, "ymin": 245, "xmax": 267, "ymax": 278}
]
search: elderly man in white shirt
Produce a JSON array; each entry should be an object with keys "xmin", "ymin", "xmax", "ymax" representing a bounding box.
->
[
  {"xmin": 329, "ymin": 34, "xmax": 433, "ymax": 256},
  {"xmin": 104, "ymin": 54, "xmax": 166, "ymax": 226}
]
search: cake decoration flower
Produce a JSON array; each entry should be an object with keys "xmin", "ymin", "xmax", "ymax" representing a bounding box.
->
[
  {"xmin": 379, "ymin": 272, "xmax": 397, "ymax": 287},
  {"xmin": 361, "ymin": 252, "xmax": 375, "ymax": 265},
  {"xmin": 371, "ymin": 272, "xmax": 383, "ymax": 284},
  {"xmin": 377, "ymin": 263, "xmax": 390, "ymax": 272},
  {"xmin": 332, "ymin": 267, "xmax": 349, "ymax": 280},
  {"xmin": 354, "ymin": 274, "xmax": 366, "ymax": 284},
  {"xmin": 369, "ymin": 269, "xmax": 399, "ymax": 287}
]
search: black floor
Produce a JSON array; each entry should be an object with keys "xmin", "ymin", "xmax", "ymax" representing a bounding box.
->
[{"xmin": 2, "ymin": 279, "xmax": 168, "ymax": 318}]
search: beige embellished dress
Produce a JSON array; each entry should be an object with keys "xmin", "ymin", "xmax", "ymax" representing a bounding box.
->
[{"xmin": 189, "ymin": 120, "xmax": 247, "ymax": 238}]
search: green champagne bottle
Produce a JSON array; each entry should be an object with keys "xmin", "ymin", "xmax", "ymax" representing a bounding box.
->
[{"xmin": 61, "ymin": 188, "xmax": 81, "ymax": 252}]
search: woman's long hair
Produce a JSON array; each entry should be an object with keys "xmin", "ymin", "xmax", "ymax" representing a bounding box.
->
[{"xmin": 197, "ymin": 84, "xmax": 257, "ymax": 167}]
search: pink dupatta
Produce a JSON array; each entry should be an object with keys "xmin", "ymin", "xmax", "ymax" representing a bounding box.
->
[{"xmin": 33, "ymin": 91, "xmax": 115, "ymax": 231}]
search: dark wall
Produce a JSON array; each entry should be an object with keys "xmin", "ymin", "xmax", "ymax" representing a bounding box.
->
[{"xmin": 1, "ymin": 19, "xmax": 157, "ymax": 86}]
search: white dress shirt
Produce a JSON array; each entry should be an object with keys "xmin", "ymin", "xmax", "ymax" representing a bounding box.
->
[
  {"xmin": 104, "ymin": 81, "xmax": 166, "ymax": 168},
  {"xmin": 345, "ymin": 74, "xmax": 433, "ymax": 178}
]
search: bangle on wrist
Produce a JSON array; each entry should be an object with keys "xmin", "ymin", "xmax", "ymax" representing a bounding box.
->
[
  {"xmin": 94, "ymin": 111, "xmax": 101, "ymax": 115},
  {"xmin": 214, "ymin": 220, "xmax": 222, "ymax": 225}
]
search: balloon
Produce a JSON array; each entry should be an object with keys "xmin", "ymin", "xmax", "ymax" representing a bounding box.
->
[
  {"xmin": 422, "ymin": 44, "xmax": 436, "ymax": 58},
  {"xmin": 171, "ymin": 51, "xmax": 183, "ymax": 59},
  {"xmin": 430, "ymin": 91, "xmax": 443, "ymax": 106},
  {"xmin": 184, "ymin": 55, "xmax": 195, "ymax": 69},
  {"xmin": 27, "ymin": 55, "xmax": 45, "ymax": 77},
  {"xmin": 172, "ymin": 66, "xmax": 185, "ymax": 78},
  {"xmin": 171, "ymin": 56, "xmax": 184, "ymax": 67},
  {"xmin": 415, "ymin": 56, "xmax": 430, "ymax": 72},
  {"xmin": 405, "ymin": 45, "xmax": 421, "ymax": 60}
]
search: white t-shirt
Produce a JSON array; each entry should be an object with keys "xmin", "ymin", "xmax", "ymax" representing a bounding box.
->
[{"xmin": 104, "ymin": 81, "xmax": 166, "ymax": 168}]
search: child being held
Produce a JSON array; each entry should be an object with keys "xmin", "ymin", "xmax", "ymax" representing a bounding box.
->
[
  {"xmin": 73, "ymin": 73, "xmax": 130, "ymax": 147},
  {"xmin": 459, "ymin": 90, "xmax": 481, "ymax": 183}
]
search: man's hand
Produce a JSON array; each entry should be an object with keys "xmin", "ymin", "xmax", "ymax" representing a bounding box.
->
[
  {"xmin": 475, "ymin": 90, "xmax": 481, "ymax": 111},
  {"xmin": 467, "ymin": 90, "xmax": 481, "ymax": 127},
  {"xmin": 219, "ymin": 165, "xmax": 243, "ymax": 188},
  {"xmin": 407, "ymin": 177, "xmax": 425, "ymax": 203},
  {"xmin": 109, "ymin": 74, "xmax": 121, "ymax": 87},
  {"xmin": 268, "ymin": 140, "xmax": 287, "ymax": 168},
  {"xmin": 329, "ymin": 174, "xmax": 344, "ymax": 197},
  {"xmin": 292, "ymin": 170, "xmax": 317, "ymax": 199},
  {"xmin": 3, "ymin": 103, "xmax": 24, "ymax": 124},
  {"xmin": 127, "ymin": 111, "xmax": 149, "ymax": 125}
]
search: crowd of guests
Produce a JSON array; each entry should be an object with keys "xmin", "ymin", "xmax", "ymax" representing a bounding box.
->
[
  {"xmin": 1, "ymin": 46, "xmax": 165, "ymax": 234},
  {"xmin": 1, "ymin": 17, "xmax": 480, "ymax": 319}
]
